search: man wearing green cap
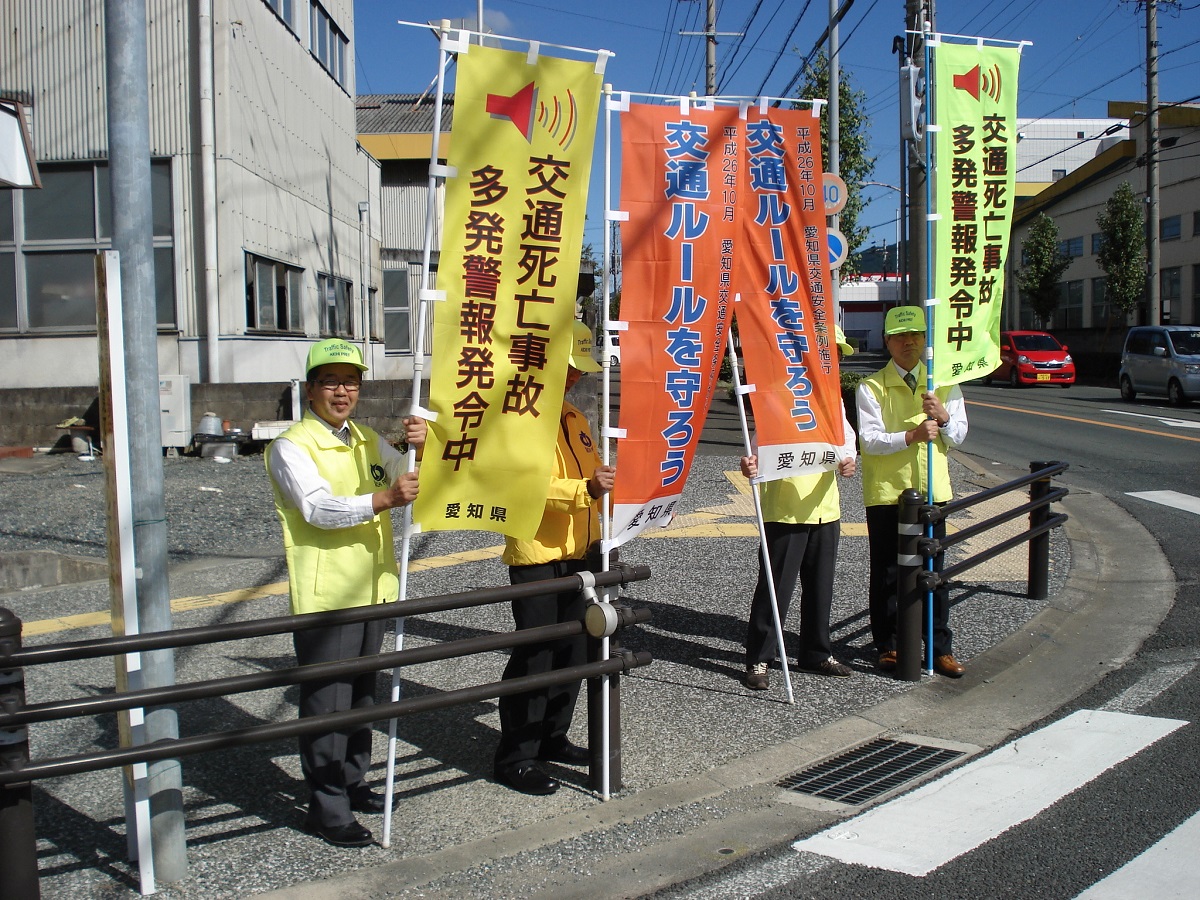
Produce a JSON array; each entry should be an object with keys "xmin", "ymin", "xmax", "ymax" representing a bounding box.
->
[
  {"xmin": 493, "ymin": 321, "xmax": 616, "ymax": 796},
  {"xmin": 856, "ymin": 307, "xmax": 968, "ymax": 678},
  {"xmin": 266, "ymin": 338, "xmax": 425, "ymax": 846}
]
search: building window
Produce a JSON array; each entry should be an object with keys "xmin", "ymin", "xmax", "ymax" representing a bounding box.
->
[
  {"xmin": 1193, "ymin": 211, "xmax": 1200, "ymax": 237},
  {"xmin": 1058, "ymin": 236, "xmax": 1083, "ymax": 258},
  {"xmin": 1059, "ymin": 279, "xmax": 1084, "ymax": 328},
  {"xmin": 1091, "ymin": 276, "xmax": 1108, "ymax": 326},
  {"xmin": 1161, "ymin": 266, "xmax": 1180, "ymax": 324},
  {"xmin": 1091, "ymin": 233, "xmax": 1103, "ymax": 255},
  {"xmin": 309, "ymin": 2, "xmax": 348, "ymax": 88},
  {"xmin": 0, "ymin": 160, "xmax": 174, "ymax": 333},
  {"xmin": 383, "ymin": 268, "xmax": 413, "ymax": 353},
  {"xmin": 318, "ymin": 272, "xmax": 353, "ymax": 336},
  {"xmin": 263, "ymin": 0, "xmax": 296, "ymax": 34},
  {"xmin": 246, "ymin": 253, "xmax": 303, "ymax": 332},
  {"xmin": 1052, "ymin": 168, "xmax": 1067, "ymax": 181},
  {"xmin": 1192, "ymin": 264, "xmax": 1200, "ymax": 323},
  {"xmin": 1160, "ymin": 215, "xmax": 1181, "ymax": 242}
]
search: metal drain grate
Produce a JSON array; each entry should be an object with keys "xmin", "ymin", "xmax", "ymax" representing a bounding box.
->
[{"xmin": 778, "ymin": 738, "xmax": 966, "ymax": 805}]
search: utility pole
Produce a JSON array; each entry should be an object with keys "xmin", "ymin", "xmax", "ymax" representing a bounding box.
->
[
  {"xmin": 105, "ymin": 0, "xmax": 186, "ymax": 881},
  {"xmin": 679, "ymin": 0, "xmax": 738, "ymax": 96},
  {"xmin": 1145, "ymin": 0, "xmax": 1161, "ymax": 324},
  {"xmin": 706, "ymin": 0, "xmax": 717, "ymax": 96},
  {"xmin": 905, "ymin": 0, "xmax": 932, "ymax": 313}
]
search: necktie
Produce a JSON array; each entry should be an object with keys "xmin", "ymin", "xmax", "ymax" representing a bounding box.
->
[
  {"xmin": 334, "ymin": 427, "xmax": 351, "ymax": 446},
  {"xmin": 904, "ymin": 372, "xmax": 918, "ymax": 394}
]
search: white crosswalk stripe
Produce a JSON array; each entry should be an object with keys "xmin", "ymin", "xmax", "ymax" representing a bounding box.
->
[
  {"xmin": 1074, "ymin": 810, "xmax": 1200, "ymax": 899},
  {"xmin": 792, "ymin": 710, "xmax": 1186, "ymax": 876},
  {"xmin": 1126, "ymin": 490, "xmax": 1200, "ymax": 516}
]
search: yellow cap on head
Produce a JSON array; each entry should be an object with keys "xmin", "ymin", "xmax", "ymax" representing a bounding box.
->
[
  {"xmin": 305, "ymin": 339, "xmax": 368, "ymax": 378},
  {"xmin": 835, "ymin": 325, "xmax": 854, "ymax": 357},
  {"xmin": 568, "ymin": 321, "xmax": 602, "ymax": 373},
  {"xmin": 884, "ymin": 306, "xmax": 926, "ymax": 335}
]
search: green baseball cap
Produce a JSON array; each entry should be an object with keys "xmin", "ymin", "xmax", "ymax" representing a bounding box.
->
[
  {"xmin": 884, "ymin": 306, "xmax": 926, "ymax": 335},
  {"xmin": 305, "ymin": 339, "xmax": 368, "ymax": 377}
]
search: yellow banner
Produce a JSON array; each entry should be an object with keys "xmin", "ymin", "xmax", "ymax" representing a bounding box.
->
[
  {"xmin": 415, "ymin": 44, "xmax": 602, "ymax": 539},
  {"xmin": 932, "ymin": 41, "xmax": 1022, "ymax": 385}
]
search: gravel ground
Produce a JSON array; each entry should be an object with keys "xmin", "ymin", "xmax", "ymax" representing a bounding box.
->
[{"xmin": 0, "ymin": 446, "xmax": 1068, "ymax": 898}]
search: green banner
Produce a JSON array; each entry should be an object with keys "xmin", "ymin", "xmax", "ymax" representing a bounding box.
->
[{"xmin": 931, "ymin": 41, "xmax": 1021, "ymax": 385}]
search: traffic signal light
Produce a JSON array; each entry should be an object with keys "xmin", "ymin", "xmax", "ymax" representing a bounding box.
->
[{"xmin": 900, "ymin": 64, "xmax": 924, "ymax": 142}]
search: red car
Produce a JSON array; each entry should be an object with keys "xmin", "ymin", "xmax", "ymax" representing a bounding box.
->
[{"xmin": 990, "ymin": 330, "xmax": 1075, "ymax": 387}]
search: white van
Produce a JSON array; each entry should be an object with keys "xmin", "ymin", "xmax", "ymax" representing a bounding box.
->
[{"xmin": 1118, "ymin": 325, "xmax": 1200, "ymax": 405}]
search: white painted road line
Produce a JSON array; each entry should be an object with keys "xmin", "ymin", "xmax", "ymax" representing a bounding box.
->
[
  {"xmin": 792, "ymin": 710, "xmax": 1186, "ymax": 876},
  {"xmin": 1104, "ymin": 409, "xmax": 1200, "ymax": 430},
  {"xmin": 1100, "ymin": 661, "xmax": 1199, "ymax": 713},
  {"xmin": 1125, "ymin": 490, "xmax": 1200, "ymax": 517},
  {"xmin": 1074, "ymin": 810, "xmax": 1200, "ymax": 899}
]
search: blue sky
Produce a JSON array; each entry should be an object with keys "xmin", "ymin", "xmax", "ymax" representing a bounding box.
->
[{"xmin": 353, "ymin": 1, "xmax": 1200, "ymax": 254}]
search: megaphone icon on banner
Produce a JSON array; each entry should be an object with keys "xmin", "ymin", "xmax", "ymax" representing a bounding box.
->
[
  {"xmin": 952, "ymin": 64, "xmax": 1003, "ymax": 102},
  {"xmin": 486, "ymin": 81, "xmax": 581, "ymax": 149}
]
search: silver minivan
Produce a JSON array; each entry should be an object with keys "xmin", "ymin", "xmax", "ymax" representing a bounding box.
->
[{"xmin": 1118, "ymin": 325, "xmax": 1200, "ymax": 405}]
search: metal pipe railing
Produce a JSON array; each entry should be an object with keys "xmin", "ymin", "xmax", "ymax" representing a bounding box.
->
[
  {"xmin": 892, "ymin": 460, "xmax": 1069, "ymax": 680},
  {"xmin": 0, "ymin": 566, "xmax": 653, "ymax": 899},
  {"xmin": 4, "ymin": 565, "xmax": 649, "ymax": 668}
]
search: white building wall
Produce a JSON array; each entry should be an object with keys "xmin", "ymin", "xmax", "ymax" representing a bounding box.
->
[
  {"xmin": 1008, "ymin": 126, "xmax": 1200, "ymax": 332},
  {"xmin": 0, "ymin": 0, "xmax": 381, "ymax": 388}
]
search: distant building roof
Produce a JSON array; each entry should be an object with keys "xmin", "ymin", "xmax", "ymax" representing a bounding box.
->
[{"xmin": 356, "ymin": 93, "xmax": 454, "ymax": 135}]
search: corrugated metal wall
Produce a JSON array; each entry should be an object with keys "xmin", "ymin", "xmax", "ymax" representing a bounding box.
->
[
  {"xmin": 0, "ymin": 0, "xmax": 192, "ymax": 160},
  {"xmin": 381, "ymin": 180, "xmax": 443, "ymax": 252}
]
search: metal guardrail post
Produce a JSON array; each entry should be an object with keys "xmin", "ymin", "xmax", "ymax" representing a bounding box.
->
[
  {"xmin": 1028, "ymin": 461, "xmax": 1057, "ymax": 600},
  {"xmin": 896, "ymin": 489, "xmax": 924, "ymax": 682},
  {"xmin": 586, "ymin": 627, "xmax": 622, "ymax": 793},
  {"xmin": 0, "ymin": 608, "xmax": 39, "ymax": 899}
]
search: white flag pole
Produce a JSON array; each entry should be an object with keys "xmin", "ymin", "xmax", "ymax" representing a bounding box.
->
[
  {"xmin": 381, "ymin": 21, "xmax": 459, "ymax": 849},
  {"xmin": 726, "ymin": 321, "xmax": 795, "ymax": 705}
]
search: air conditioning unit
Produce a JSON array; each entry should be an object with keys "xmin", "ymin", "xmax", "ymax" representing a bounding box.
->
[{"xmin": 159, "ymin": 374, "xmax": 193, "ymax": 449}]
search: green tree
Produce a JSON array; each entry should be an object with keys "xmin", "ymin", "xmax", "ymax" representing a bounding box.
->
[
  {"xmin": 797, "ymin": 52, "xmax": 875, "ymax": 280},
  {"xmin": 1017, "ymin": 213, "xmax": 1072, "ymax": 327},
  {"xmin": 1095, "ymin": 181, "xmax": 1145, "ymax": 344}
]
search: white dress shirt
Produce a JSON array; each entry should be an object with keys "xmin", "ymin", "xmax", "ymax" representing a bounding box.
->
[
  {"xmin": 267, "ymin": 416, "xmax": 406, "ymax": 530},
  {"xmin": 856, "ymin": 361, "xmax": 968, "ymax": 456}
]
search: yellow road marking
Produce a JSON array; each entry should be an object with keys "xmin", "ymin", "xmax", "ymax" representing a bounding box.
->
[
  {"xmin": 970, "ymin": 399, "xmax": 1200, "ymax": 444},
  {"xmin": 21, "ymin": 546, "xmax": 507, "ymax": 637}
]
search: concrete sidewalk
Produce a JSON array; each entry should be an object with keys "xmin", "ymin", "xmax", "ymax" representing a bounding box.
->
[{"xmin": 10, "ymin": 446, "xmax": 1173, "ymax": 899}]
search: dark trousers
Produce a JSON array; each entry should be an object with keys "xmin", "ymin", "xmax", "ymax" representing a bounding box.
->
[
  {"xmin": 745, "ymin": 519, "xmax": 840, "ymax": 668},
  {"xmin": 494, "ymin": 559, "xmax": 588, "ymax": 770},
  {"xmin": 866, "ymin": 503, "xmax": 952, "ymax": 656},
  {"xmin": 293, "ymin": 617, "xmax": 385, "ymax": 827}
]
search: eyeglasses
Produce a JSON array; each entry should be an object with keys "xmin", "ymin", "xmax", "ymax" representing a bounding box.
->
[{"xmin": 313, "ymin": 377, "xmax": 362, "ymax": 391}]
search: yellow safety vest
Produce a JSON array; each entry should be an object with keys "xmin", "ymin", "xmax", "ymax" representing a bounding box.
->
[
  {"xmin": 860, "ymin": 363, "xmax": 954, "ymax": 507},
  {"xmin": 503, "ymin": 401, "xmax": 602, "ymax": 566},
  {"xmin": 758, "ymin": 470, "xmax": 841, "ymax": 525},
  {"xmin": 267, "ymin": 413, "xmax": 398, "ymax": 614}
]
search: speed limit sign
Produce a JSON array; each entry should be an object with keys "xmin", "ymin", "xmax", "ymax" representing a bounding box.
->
[{"xmin": 823, "ymin": 173, "xmax": 848, "ymax": 215}]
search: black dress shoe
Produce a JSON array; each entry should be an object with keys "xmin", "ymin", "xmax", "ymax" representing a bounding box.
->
[
  {"xmin": 495, "ymin": 762, "xmax": 559, "ymax": 795},
  {"xmin": 539, "ymin": 739, "xmax": 590, "ymax": 766},
  {"xmin": 303, "ymin": 819, "xmax": 374, "ymax": 847},
  {"xmin": 349, "ymin": 789, "xmax": 386, "ymax": 814}
]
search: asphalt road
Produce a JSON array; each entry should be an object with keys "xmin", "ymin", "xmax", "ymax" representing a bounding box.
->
[{"xmin": 651, "ymin": 377, "xmax": 1200, "ymax": 899}]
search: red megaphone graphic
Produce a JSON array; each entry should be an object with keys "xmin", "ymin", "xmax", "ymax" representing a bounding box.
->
[
  {"xmin": 953, "ymin": 65, "xmax": 981, "ymax": 100},
  {"xmin": 486, "ymin": 81, "xmax": 537, "ymax": 141}
]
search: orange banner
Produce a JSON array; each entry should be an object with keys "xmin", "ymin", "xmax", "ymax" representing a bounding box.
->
[
  {"xmin": 415, "ymin": 44, "xmax": 602, "ymax": 539},
  {"xmin": 610, "ymin": 102, "xmax": 739, "ymax": 546},
  {"xmin": 736, "ymin": 105, "xmax": 844, "ymax": 479}
]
